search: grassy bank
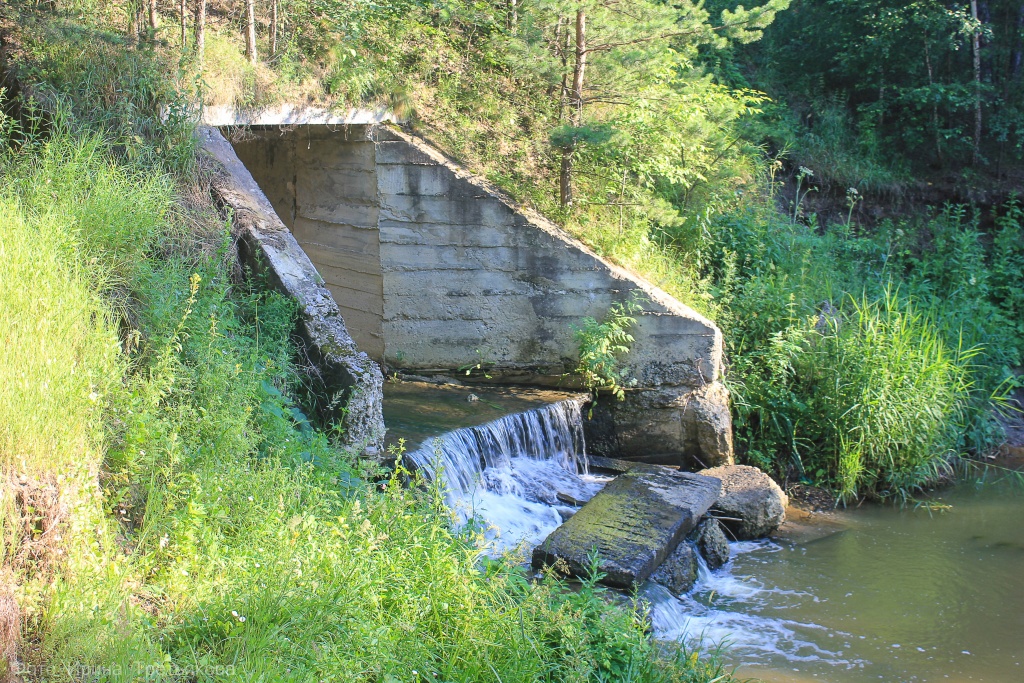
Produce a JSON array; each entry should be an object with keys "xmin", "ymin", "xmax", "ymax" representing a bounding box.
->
[{"xmin": 0, "ymin": 7, "xmax": 739, "ymax": 681}]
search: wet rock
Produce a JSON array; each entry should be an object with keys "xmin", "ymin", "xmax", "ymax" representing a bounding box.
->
[
  {"xmin": 587, "ymin": 455, "xmax": 639, "ymax": 474},
  {"xmin": 650, "ymin": 541, "xmax": 699, "ymax": 596},
  {"xmin": 697, "ymin": 465, "xmax": 787, "ymax": 540},
  {"xmin": 533, "ymin": 466, "xmax": 721, "ymax": 588},
  {"xmin": 555, "ymin": 506, "xmax": 577, "ymax": 523},
  {"xmin": 582, "ymin": 382, "xmax": 734, "ymax": 470},
  {"xmin": 691, "ymin": 518, "xmax": 730, "ymax": 569},
  {"xmin": 556, "ymin": 492, "xmax": 587, "ymax": 507}
]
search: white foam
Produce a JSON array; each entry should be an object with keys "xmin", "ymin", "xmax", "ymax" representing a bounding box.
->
[
  {"xmin": 405, "ymin": 400, "xmax": 611, "ymax": 555},
  {"xmin": 449, "ymin": 457, "xmax": 610, "ymax": 554},
  {"xmin": 645, "ymin": 547, "xmax": 865, "ymax": 670},
  {"xmin": 645, "ymin": 582, "xmax": 852, "ymax": 665}
]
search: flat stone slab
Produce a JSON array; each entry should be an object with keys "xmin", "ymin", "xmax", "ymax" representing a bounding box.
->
[{"xmin": 532, "ymin": 467, "xmax": 721, "ymax": 588}]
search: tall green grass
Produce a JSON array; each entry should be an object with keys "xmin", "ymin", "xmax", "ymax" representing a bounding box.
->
[
  {"xmin": 713, "ymin": 192, "xmax": 1020, "ymax": 501},
  {"xmin": 799, "ymin": 292, "xmax": 977, "ymax": 502},
  {"xmin": 0, "ymin": 195, "xmax": 119, "ymax": 477}
]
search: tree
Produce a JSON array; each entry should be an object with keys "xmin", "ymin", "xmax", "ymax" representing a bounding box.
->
[
  {"xmin": 559, "ymin": 8, "xmax": 586, "ymax": 207},
  {"xmin": 245, "ymin": 0, "xmax": 258, "ymax": 64},
  {"xmin": 270, "ymin": 0, "xmax": 279, "ymax": 58},
  {"xmin": 545, "ymin": 0, "xmax": 790, "ymax": 207},
  {"xmin": 971, "ymin": 0, "xmax": 982, "ymax": 164},
  {"xmin": 742, "ymin": 0, "xmax": 1024, "ymax": 168},
  {"xmin": 194, "ymin": 0, "xmax": 206, "ymax": 68}
]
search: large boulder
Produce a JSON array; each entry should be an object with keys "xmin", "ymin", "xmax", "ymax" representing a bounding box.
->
[
  {"xmin": 697, "ymin": 465, "xmax": 787, "ymax": 540},
  {"xmin": 691, "ymin": 517, "xmax": 730, "ymax": 569},
  {"xmin": 650, "ymin": 542, "xmax": 699, "ymax": 596}
]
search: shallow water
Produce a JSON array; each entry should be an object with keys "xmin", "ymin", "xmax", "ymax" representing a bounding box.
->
[
  {"xmin": 383, "ymin": 379, "xmax": 583, "ymax": 452},
  {"xmin": 651, "ymin": 475, "xmax": 1024, "ymax": 682}
]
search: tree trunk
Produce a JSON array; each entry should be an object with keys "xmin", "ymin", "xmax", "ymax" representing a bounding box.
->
[
  {"xmin": 559, "ymin": 154, "xmax": 573, "ymax": 208},
  {"xmin": 571, "ymin": 8, "xmax": 586, "ymax": 126},
  {"xmin": 979, "ymin": 1, "xmax": 992, "ymax": 83},
  {"xmin": 180, "ymin": 0, "xmax": 187, "ymax": 48},
  {"xmin": 270, "ymin": 0, "xmax": 278, "ymax": 58},
  {"xmin": 556, "ymin": 16, "xmax": 569, "ymax": 122},
  {"xmin": 194, "ymin": 0, "xmax": 206, "ymax": 68},
  {"xmin": 245, "ymin": 0, "xmax": 258, "ymax": 64},
  {"xmin": 560, "ymin": 9, "xmax": 586, "ymax": 208},
  {"xmin": 507, "ymin": 0, "xmax": 518, "ymax": 33},
  {"xmin": 148, "ymin": 0, "xmax": 159, "ymax": 31},
  {"xmin": 129, "ymin": 1, "xmax": 141, "ymax": 42},
  {"xmin": 1013, "ymin": 5, "xmax": 1024, "ymax": 79},
  {"xmin": 925, "ymin": 39, "xmax": 943, "ymax": 164},
  {"xmin": 971, "ymin": 0, "xmax": 982, "ymax": 165}
]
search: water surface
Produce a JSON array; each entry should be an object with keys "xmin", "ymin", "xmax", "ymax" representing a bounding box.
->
[
  {"xmin": 652, "ymin": 475, "xmax": 1024, "ymax": 682},
  {"xmin": 383, "ymin": 379, "xmax": 583, "ymax": 451}
]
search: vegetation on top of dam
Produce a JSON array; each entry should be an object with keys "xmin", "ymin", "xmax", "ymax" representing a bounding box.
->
[{"xmin": 1, "ymin": 0, "xmax": 1023, "ymax": 680}]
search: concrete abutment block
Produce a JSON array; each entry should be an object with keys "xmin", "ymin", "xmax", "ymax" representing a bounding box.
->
[{"xmin": 212, "ymin": 121, "xmax": 734, "ymax": 466}]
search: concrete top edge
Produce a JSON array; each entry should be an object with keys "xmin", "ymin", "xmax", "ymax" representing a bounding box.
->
[{"xmin": 201, "ymin": 104, "xmax": 397, "ymax": 126}]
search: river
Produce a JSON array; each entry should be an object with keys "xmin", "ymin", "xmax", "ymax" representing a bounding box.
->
[{"xmin": 650, "ymin": 471, "xmax": 1024, "ymax": 682}]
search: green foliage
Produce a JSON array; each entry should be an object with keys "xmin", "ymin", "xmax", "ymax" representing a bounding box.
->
[
  {"xmin": 990, "ymin": 200, "xmax": 1024, "ymax": 342},
  {"xmin": 16, "ymin": 14, "xmax": 199, "ymax": 175},
  {"xmin": 712, "ymin": 187, "xmax": 1022, "ymax": 501},
  {"xmin": 574, "ymin": 298, "xmax": 643, "ymax": 402},
  {"xmin": 727, "ymin": 0, "xmax": 1024, "ymax": 172},
  {"xmin": 0, "ymin": 155, "xmax": 123, "ymax": 479}
]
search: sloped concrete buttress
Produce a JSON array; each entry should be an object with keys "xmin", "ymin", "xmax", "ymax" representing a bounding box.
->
[
  {"xmin": 199, "ymin": 126, "xmax": 386, "ymax": 454},
  {"xmin": 224, "ymin": 123, "xmax": 734, "ymax": 467}
]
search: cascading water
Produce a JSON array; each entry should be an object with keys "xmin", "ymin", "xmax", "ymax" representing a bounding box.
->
[
  {"xmin": 642, "ymin": 474, "xmax": 1024, "ymax": 682},
  {"xmin": 404, "ymin": 398, "xmax": 611, "ymax": 555},
  {"xmin": 643, "ymin": 543, "xmax": 849, "ymax": 667}
]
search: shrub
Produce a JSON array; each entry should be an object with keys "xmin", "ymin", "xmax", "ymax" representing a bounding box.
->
[
  {"xmin": 713, "ymin": 197, "xmax": 1014, "ymax": 502},
  {"xmin": 798, "ymin": 291, "xmax": 976, "ymax": 502}
]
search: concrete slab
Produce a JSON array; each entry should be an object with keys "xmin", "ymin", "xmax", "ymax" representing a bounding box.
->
[{"xmin": 532, "ymin": 467, "xmax": 721, "ymax": 588}]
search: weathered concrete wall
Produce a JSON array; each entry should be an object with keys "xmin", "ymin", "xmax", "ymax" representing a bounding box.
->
[
  {"xmin": 372, "ymin": 128, "xmax": 723, "ymax": 389},
  {"xmin": 200, "ymin": 127, "xmax": 386, "ymax": 455},
  {"xmin": 226, "ymin": 124, "xmax": 733, "ymax": 467},
  {"xmin": 231, "ymin": 127, "xmax": 386, "ymax": 359}
]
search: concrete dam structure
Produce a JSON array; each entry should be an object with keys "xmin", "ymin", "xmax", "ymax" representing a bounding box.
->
[{"xmin": 204, "ymin": 122, "xmax": 733, "ymax": 467}]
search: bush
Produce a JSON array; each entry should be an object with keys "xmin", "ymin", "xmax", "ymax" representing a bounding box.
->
[
  {"xmin": 798, "ymin": 292, "xmax": 976, "ymax": 501},
  {"xmin": 713, "ymin": 194, "xmax": 1019, "ymax": 502}
]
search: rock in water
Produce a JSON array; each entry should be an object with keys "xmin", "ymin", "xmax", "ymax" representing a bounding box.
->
[
  {"xmin": 650, "ymin": 542, "xmax": 699, "ymax": 596},
  {"xmin": 532, "ymin": 466, "xmax": 721, "ymax": 588},
  {"xmin": 697, "ymin": 465, "xmax": 787, "ymax": 540},
  {"xmin": 691, "ymin": 518, "xmax": 730, "ymax": 569}
]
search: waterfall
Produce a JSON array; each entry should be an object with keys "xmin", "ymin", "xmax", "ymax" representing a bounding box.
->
[{"xmin": 404, "ymin": 398, "xmax": 609, "ymax": 554}]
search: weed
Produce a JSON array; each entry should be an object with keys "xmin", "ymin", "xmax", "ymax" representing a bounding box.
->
[{"xmin": 574, "ymin": 297, "xmax": 643, "ymax": 404}]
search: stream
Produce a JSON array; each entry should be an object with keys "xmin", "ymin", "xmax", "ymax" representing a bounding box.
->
[
  {"xmin": 384, "ymin": 382, "xmax": 1023, "ymax": 682},
  {"xmin": 650, "ymin": 474, "xmax": 1024, "ymax": 682}
]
